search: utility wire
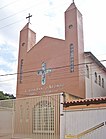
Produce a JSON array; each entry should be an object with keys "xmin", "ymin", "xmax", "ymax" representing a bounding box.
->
[
  {"xmin": 0, "ymin": 0, "xmax": 19, "ymax": 10},
  {"xmin": 0, "ymin": 65, "xmax": 104, "ymax": 85},
  {"xmin": 0, "ymin": 0, "xmax": 70, "ymax": 30},
  {"xmin": 0, "ymin": 18, "xmax": 24, "ymax": 30},
  {"xmin": 0, "ymin": 0, "xmax": 67, "ymax": 21},
  {"xmin": 12, "ymin": 70, "xmax": 105, "ymax": 96},
  {"xmin": 0, "ymin": 60, "xmax": 106, "ymax": 77},
  {"xmin": 0, "ymin": 68, "xmax": 104, "ymax": 95},
  {"xmin": 14, "ymin": 52, "xmax": 106, "ymax": 69},
  {"xmin": 12, "ymin": 67, "xmax": 96, "ymax": 84},
  {"xmin": 0, "ymin": 1, "xmax": 42, "ymax": 22}
]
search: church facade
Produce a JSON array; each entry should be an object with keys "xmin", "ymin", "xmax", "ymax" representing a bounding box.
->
[
  {"xmin": 0, "ymin": 2, "xmax": 106, "ymax": 139},
  {"xmin": 16, "ymin": 2, "xmax": 106, "ymax": 99},
  {"xmin": 17, "ymin": 2, "xmax": 85, "ymax": 99}
]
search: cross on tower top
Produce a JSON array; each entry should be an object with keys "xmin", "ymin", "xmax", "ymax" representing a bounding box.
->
[
  {"xmin": 72, "ymin": 0, "xmax": 74, "ymax": 3},
  {"xmin": 26, "ymin": 13, "xmax": 32, "ymax": 23}
]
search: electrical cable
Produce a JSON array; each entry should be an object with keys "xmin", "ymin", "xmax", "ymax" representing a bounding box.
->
[
  {"xmin": 0, "ymin": 65, "xmax": 105, "ymax": 87},
  {"xmin": 0, "ymin": 0, "xmax": 43, "ymax": 22},
  {"xmin": 0, "ymin": 0, "xmax": 72, "ymax": 30},
  {"xmin": 0, "ymin": 0, "xmax": 19, "ymax": 10},
  {"xmin": 0, "ymin": 50, "xmax": 105, "ymax": 82},
  {"xmin": 0, "ymin": 60, "xmax": 106, "ymax": 77},
  {"xmin": 0, "ymin": 19, "xmax": 24, "ymax": 30}
]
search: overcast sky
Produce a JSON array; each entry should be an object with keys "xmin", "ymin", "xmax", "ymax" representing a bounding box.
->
[{"xmin": 0, "ymin": 0, "xmax": 106, "ymax": 96}]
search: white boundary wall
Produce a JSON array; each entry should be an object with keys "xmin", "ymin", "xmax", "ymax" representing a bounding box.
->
[{"xmin": 61, "ymin": 107, "xmax": 106, "ymax": 139}]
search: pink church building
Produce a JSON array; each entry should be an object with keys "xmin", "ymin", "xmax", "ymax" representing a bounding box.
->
[{"xmin": 16, "ymin": 2, "xmax": 106, "ymax": 99}]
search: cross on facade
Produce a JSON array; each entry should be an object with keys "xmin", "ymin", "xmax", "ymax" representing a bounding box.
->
[
  {"xmin": 26, "ymin": 13, "xmax": 32, "ymax": 23},
  {"xmin": 37, "ymin": 62, "xmax": 52, "ymax": 85}
]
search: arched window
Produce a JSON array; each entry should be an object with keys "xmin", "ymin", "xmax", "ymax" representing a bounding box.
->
[
  {"xmin": 86, "ymin": 65, "xmax": 89, "ymax": 78},
  {"xmin": 33, "ymin": 101, "xmax": 54, "ymax": 133},
  {"xmin": 99, "ymin": 75, "xmax": 101, "ymax": 86},
  {"xmin": 102, "ymin": 78, "xmax": 104, "ymax": 88},
  {"xmin": 95, "ymin": 72, "xmax": 97, "ymax": 83}
]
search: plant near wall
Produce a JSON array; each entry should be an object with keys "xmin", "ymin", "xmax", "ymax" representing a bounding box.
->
[{"xmin": 0, "ymin": 91, "xmax": 16, "ymax": 100}]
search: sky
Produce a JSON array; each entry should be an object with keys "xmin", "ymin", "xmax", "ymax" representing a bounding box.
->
[{"xmin": 0, "ymin": 0, "xmax": 106, "ymax": 96}]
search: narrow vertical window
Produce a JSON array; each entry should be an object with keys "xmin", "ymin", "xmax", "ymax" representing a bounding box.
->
[
  {"xmin": 102, "ymin": 78, "xmax": 104, "ymax": 88},
  {"xmin": 20, "ymin": 59, "xmax": 23, "ymax": 83},
  {"xmin": 99, "ymin": 75, "xmax": 101, "ymax": 86},
  {"xmin": 86, "ymin": 65, "xmax": 89, "ymax": 78},
  {"xmin": 95, "ymin": 72, "xmax": 97, "ymax": 83},
  {"xmin": 70, "ymin": 44, "xmax": 74, "ymax": 72}
]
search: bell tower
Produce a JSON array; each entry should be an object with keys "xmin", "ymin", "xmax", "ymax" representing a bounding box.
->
[
  {"xmin": 65, "ymin": 2, "xmax": 85, "ymax": 98},
  {"xmin": 16, "ymin": 20, "xmax": 36, "ymax": 97}
]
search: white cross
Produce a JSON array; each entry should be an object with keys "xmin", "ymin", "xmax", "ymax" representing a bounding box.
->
[{"xmin": 37, "ymin": 62, "xmax": 52, "ymax": 85}]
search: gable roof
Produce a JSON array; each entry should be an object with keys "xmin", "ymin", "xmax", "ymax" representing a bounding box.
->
[{"xmin": 84, "ymin": 52, "xmax": 106, "ymax": 72}]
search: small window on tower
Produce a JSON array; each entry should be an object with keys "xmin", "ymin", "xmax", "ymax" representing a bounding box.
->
[
  {"xmin": 69, "ymin": 24, "xmax": 73, "ymax": 29},
  {"xmin": 22, "ymin": 42, "xmax": 25, "ymax": 46}
]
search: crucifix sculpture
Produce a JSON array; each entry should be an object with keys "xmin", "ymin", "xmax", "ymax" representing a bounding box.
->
[
  {"xmin": 26, "ymin": 13, "xmax": 32, "ymax": 23},
  {"xmin": 37, "ymin": 62, "xmax": 52, "ymax": 85}
]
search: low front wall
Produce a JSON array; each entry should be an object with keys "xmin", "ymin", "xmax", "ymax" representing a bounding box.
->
[
  {"xmin": 62, "ymin": 106, "xmax": 106, "ymax": 139},
  {"xmin": 13, "ymin": 93, "xmax": 61, "ymax": 139},
  {"xmin": 0, "ymin": 93, "xmax": 62, "ymax": 139},
  {"xmin": 0, "ymin": 100, "xmax": 14, "ymax": 139}
]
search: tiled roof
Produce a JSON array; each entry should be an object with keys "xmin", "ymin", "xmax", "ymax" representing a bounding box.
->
[{"xmin": 64, "ymin": 97, "xmax": 106, "ymax": 107}]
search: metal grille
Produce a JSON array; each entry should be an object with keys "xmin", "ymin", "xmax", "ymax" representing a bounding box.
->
[
  {"xmin": 33, "ymin": 100, "xmax": 54, "ymax": 133},
  {"xmin": 70, "ymin": 44, "xmax": 74, "ymax": 72},
  {"xmin": 0, "ymin": 94, "xmax": 60, "ymax": 139}
]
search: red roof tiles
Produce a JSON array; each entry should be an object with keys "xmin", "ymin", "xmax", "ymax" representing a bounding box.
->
[{"xmin": 64, "ymin": 97, "xmax": 106, "ymax": 107}]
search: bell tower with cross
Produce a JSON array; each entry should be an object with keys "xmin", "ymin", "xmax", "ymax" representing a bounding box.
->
[
  {"xmin": 17, "ymin": 14, "xmax": 36, "ymax": 97},
  {"xmin": 16, "ymin": 1, "xmax": 85, "ymax": 98},
  {"xmin": 18, "ymin": 13, "xmax": 36, "ymax": 53}
]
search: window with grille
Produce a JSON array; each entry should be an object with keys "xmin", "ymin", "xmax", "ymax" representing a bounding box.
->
[
  {"xmin": 70, "ymin": 44, "xmax": 74, "ymax": 72},
  {"xmin": 33, "ymin": 100, "xmax": 54, "ymax": 133},
  {"xmin": 20, "ymin": 59, "xmax": 23, "ymax": 83}
]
